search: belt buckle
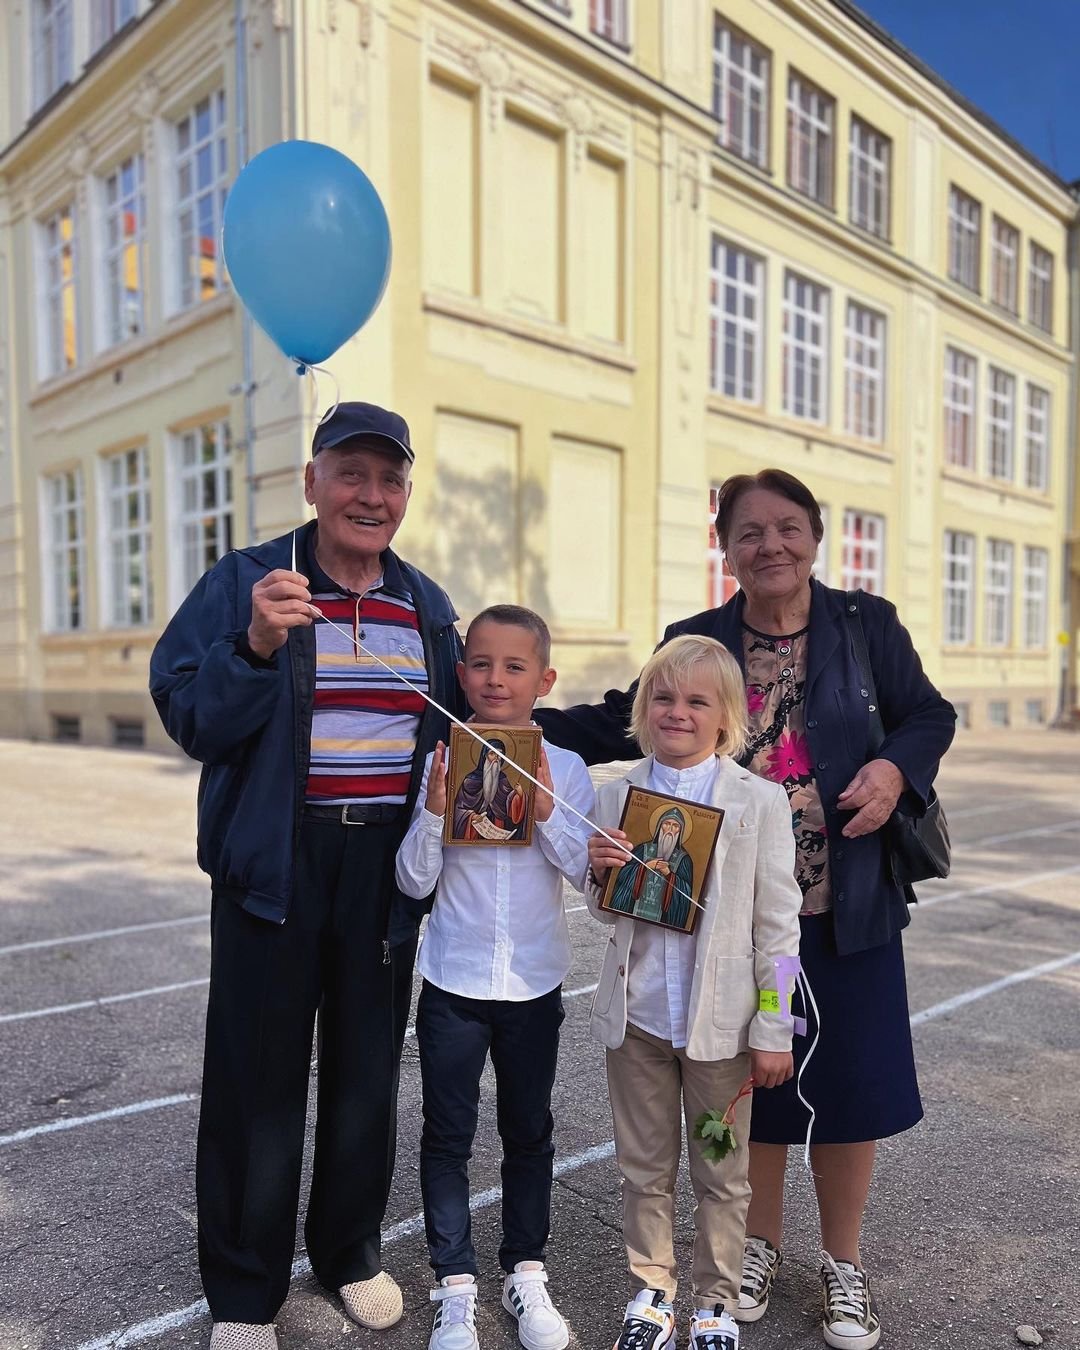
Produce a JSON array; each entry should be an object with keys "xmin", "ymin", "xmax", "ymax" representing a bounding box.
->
[{"xmin": 340, "ymin": 805, "xmax": 366, "ymax": 826}]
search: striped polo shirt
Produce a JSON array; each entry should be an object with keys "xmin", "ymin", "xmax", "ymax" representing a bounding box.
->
[{"xmin": 304, "ymin": 539, "xmax": 430, "ymax": 805}]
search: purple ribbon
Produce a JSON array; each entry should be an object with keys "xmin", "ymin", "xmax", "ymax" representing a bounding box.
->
[{"xmin": 773, "ymin": 955, "xmax": 807, "ymax": 1037}]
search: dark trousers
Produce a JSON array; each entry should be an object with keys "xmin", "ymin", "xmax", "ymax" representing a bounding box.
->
[
  {"xmin": 197, "ymin": 818, "xmax": 417, "ymax": 1323},
  {"xmin": 417, "ymin": 980, "xmax": 564, "ymax": 1280}
]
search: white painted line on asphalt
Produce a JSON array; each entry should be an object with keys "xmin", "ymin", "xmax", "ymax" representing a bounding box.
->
[
  {"xmin": 909, "ymin": 948, "xmax": 1080, "ymax": 1026},
  {"xmin": 566, "ymin": 905, "xmax": 587, "ymax": 913},
  {"xmin": 960, "ymin": 819, "xmax": 1080, "ymax": 849},
  {"xmin": 0, "ymin": 1094, "xmax": 198, "ymax": 1149},
  {"xmin": 0, "ymin": 914, "xmax": 205, "ymax": 957},
  {"xmin": 918, "ymin": 861, "xmax": 1080, "ymax": 909},
  {"xmin": 0, "ymin": 978, "xmax": 209, "ymax": 1025},
  {"xmin": 946, "ymin": 802, "xmax": 1017, "ymax": 821},
  {"xmin": 71, "ymin": 1139, "xmax": 617, "ymax": 1350}
]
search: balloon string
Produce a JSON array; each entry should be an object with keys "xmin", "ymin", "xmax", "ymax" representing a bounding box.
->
[{"xmin": 292, "ymin": 359, "xmax": 341, "ymax": 428}]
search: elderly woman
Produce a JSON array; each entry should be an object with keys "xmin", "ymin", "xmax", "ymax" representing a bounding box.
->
[{"xmin": 537, "ymin": 468, "xmax": 955, "ymax": 1350}]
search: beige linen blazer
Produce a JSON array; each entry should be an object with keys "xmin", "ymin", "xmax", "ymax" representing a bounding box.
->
[{"xmin": 587, "ymin": 754, "xmax": 803, "ymax": 1062}]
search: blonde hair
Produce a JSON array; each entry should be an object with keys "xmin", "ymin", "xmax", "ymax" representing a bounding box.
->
[{"xmin": 630, "ymin": 635, "xmax": 748, "ymax": 759}]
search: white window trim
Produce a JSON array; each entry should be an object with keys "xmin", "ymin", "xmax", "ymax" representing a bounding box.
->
[
  {"xmin": 1023, "ymin": 384, "xmax": 1050, "ymax": 493},
  {"xmin": 948, "ymin": 186, "xmax": 981, "ymax": 292},
  {"xmin": 100, "ymin": 446, "xmax": 153, "ymax": 628},
  {"xmin": 782, "ymin": 270, "xmax": 829, "ymax": 423},
  {"xmin": 841, "ymin": 509, "xmax": 885, "ymax": 594},
  {"xmin": 986, "ymin": 366, "xmax": 1016, "ymax": 483},
  {"xmin": 812, "ymin": 502, "xmax": 831, "ymax": 585},
  {"xmin": 169, "ymin": 421, "xmax": 234, "ymax": 609},
  {"xmin": 32, "ymin": 0, "xmax": 74, "ymax": 111},
  {"xmin": 707, "ymin": 486, "xmax": 740, "ymax": 608},
  {"xmin": 1022, "ymin": 546, "xmax": 1049, "ymax": 650},
  {"xmin": 942, "ymin": 529, "xmax": 975, "ymax": 646},
  {"xmin": 843, "ymin": 300, "xmax": 886, "ymax": 442},
  {"xmin": 589, "ymin": 0, "xmax": 629, "ymax": 46},
  {"xmin": 41, "ymin": 467, "xmax": 87, "ymax": 633},
  {"xmin": 787, "ymin": 72, "xmax": 834, "ymax": 206},
  {"xmin": 713, "ymin": 17, "xmax": 769, "ymax": 168},
  {"xmin": 38, "ymin": 203, "xmax": 79, "ymax": 380},
  {"xmin": 944, "ymin": 346, "xmax": 977, "ymax": 470},
  {"xmin": 91, "ymin": 0, "xmax": 138, "ymax": 53},
  {"xmin": 709, "ymin": 237, "xmax": 764, "ymax": 403},
  {"xmin": 100, "ymin": 151, "xmax": 148, "ymax": 349},
  {"xmin": 171, "ymin": 89, "xmax": 229, "ymax": 314},
  {"xmin": 984, "ymin": 538, "xmax": 1014, "ymax": 647},
  {"xmin": 848, "ymin": 117, "xmax": 890, "ymax": 238},
  {"xmin": 990, "ymin": 216, "xmax": 1019, "ymax": 314},
  {"xmin": 1029, "ymin": 243, "xmax": 1053, "ymax": 332}
]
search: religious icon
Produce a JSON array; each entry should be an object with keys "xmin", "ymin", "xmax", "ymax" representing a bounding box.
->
[
  {"xmin": 598, "ymin": 788, "xmax": 725, "ymax": 935},
  {"xmin": 443, "ymin": 723, "xmax": 543, "ymax": 848}
]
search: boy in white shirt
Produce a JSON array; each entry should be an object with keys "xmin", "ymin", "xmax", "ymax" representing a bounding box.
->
[{"xmin": 396, "ymin": 605, "xmax": 595, "ymax": 1350}]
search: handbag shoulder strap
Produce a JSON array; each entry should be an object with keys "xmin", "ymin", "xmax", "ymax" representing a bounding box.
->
[{"xmin": 844, "ymin": 590, "xmax": 886, "ymax": 755}]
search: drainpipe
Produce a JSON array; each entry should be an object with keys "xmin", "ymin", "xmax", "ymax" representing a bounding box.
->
[{"xmin": 234, "ymin": 0, "xmax": 257, "ymax": 544}]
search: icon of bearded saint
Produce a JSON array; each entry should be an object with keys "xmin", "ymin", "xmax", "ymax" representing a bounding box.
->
[
  {"xmin": 609, "ymin": 807, "xmax": 695, "ymax": 929},
  {"xmin": 451, "ymin": 738, "xmax": 528, "ymax": 842}
]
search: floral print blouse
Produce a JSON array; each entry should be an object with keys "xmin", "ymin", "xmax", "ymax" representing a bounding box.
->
[{"xmin": 742, "ymin": 625, "xmax": 831, "ymax": 916}]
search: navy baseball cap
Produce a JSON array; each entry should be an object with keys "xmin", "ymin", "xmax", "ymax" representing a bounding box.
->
[{"xmin": 311, "ymin": 401, "xmax": 414, "ymax": 462}]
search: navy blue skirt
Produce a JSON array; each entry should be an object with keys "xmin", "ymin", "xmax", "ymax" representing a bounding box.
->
[{"xmin": 750, "ymin": 912, "xmax": 923, "ymax": 1145}]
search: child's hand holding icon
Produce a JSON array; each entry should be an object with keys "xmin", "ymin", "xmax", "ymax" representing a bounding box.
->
[
  {"xmin": 587, "ymin": 827, "xmax": 631, "ymax": 884},
  {"xmin": 425, "ymin": 741, "xmax": 448, "ymax": 818},
  {"xmin": 534, "ymin": 748, "xmax": 555, "ymax": 823}
]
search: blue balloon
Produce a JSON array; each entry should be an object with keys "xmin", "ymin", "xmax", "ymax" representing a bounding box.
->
[{"xmin": 223, "ymin": 140, "xmax": 392, "ymax": 366}]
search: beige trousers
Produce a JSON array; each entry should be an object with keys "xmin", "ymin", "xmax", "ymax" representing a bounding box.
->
[{"xmin": 605, "ymin": 1023, "xmax": 752, "ymax": 1308}]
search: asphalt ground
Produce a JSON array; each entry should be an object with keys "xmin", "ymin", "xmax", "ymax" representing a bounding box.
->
[{"xmin": 1, "ymin": 729, "xmax": 1078, "ymax": 1350}]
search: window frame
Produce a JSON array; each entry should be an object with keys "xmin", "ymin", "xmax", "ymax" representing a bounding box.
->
[
  {"xmin": 709, "ymin": 237, "xmax": 765, "ymax": 404},
  {"xmin": 983, "ymin": 537, "xmax": 1014, "ymax": 647},
  {"xmin": 42, "ymin": 466, "xmax": 87, "ymax": 633},
  {"xmin": 986, "ymin": 366, "xmax": 1016, "ymax": 483},
  {"xmin": 947, "ymin": 185, "xmax": 982, "ymax": 293},
  {"xmin": 101, "ymin": 445, "xmax": 153, "ymax": 628},
  {"xmin": 32, "ymin": 0, "xmax": 73, "ymax": 111},
  {"xmin": 101, "ymin": 151, "xmax": 148, "ymax": 348},
  {"xmin": 786, "ymin": 70, "xmax": 835, "ymax": 208},
  {"xmin": 841, "ymin": 508, "xmax": 885, "ymax": 594},
  {"xmin": 1022, "ymin": 545, "xmax": 1049, "ymax": 650},
  {"xmin": 989, "ymin": 215, "xmax": 1019, "ymax": 314},
  {"xmin": 173, "ymin": 89, "xmax": 229, "ymax": 313},
  {"xmin": 588, "ymin": 0, "xmax": 629, "ymax": 47},
  {"xmin": 781, "ymin": 270, "xmax": 830, "ymax": 424},
  {"xmin": 942, "ymin": 529, "xmax": 975, "ymax": 646},
  {"xmin": 843, "ymin": 300, "xmax": 886, "ymax": 442},
  {"xmin": 848, "ymin": 115, "xmax": 891, "ymax": 240},
  {"xmin": 1028, "ymin": 243, "xmax": 1053, "ymax": 333},
  {"xmin": 91, "ymin": 0, "xmax": 138, "ymax": 52},
  {"xmin": 712, "ymin": 15, "xmax": 770, "ymax": 170},
  {"xmin": 1023, "ymin": 383, "xmax": 1050, "ymax": 493},
  {"xmin": 172, "ymin": 421, "xmax": 234, "ymax": 603},
  {"xmin": 707, "ymin": 486, "xmax": 740, "ymax": 608},
  {"xmin": 39, "ymin": 202, "xmax": 79, "ymax": 380},
  {"xmin": 943, "ymin": 346, "xmax": 977, "ymax": 470}
]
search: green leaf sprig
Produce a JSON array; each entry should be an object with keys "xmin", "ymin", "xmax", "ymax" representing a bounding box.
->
[{"xmin": 693, "ymin": 1076, "xmax": 755, "ymax": 1164}]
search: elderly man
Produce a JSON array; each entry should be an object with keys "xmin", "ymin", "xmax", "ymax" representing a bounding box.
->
[{"xmin": 151, "ymin": 403, "xmax": 466, "ymax": 1350}]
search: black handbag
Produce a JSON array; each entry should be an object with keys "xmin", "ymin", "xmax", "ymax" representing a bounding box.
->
[{"xmin": 844, "ymin": 592, "xmax": 951, "ymax": 886}]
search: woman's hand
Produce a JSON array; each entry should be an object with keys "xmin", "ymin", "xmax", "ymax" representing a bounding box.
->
[
  {"xmin": 587, "ymin": 828, "xmax": 631, "ymax": 885},
  {"xmin": 534, "ymin": 748, "xmax": 555, "ymax": 823},
  {"xmin": 425, "ymin": 741, "xmax": 448, "ymax": 818},
  {"xmin": 750, "ymin": 1049, "xmax": 794, "ymax": 1088},
  {"xmin": 837, "ymin": 757, "xmax": 905, "ymax": 838}
]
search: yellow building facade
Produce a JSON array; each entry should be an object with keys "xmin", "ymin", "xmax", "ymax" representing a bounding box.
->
[{"xmin": 0, "ymin": 0, "xmax": 1076, "ymax": 751}]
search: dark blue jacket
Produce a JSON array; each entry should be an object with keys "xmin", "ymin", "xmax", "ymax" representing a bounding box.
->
[
  {"xmin": 149, "ymin": 521, "xmax": 465, "ymax": 945},
  {"xmin": 537, "ymin": 580, "xmax": 956, "ymax": 955}
]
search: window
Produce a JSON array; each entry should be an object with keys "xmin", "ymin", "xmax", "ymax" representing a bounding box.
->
[
  {"xmin": 987, "ymin": 699, "xmax": 1010, "ymax": 728},
  {"xmin": 986, "ymin": 367, "xmax": 1015, "ymax": 482},
  {"xmin": 32, "ymin": 0, "xmax": 73, "ymax": 109},
  {"xmin": 942, "ymin": 530, "xmax": 975, "ymax": 646},
  {"xmin": 177, "ymin": 422, "xmax": 233, "ymax": 594},
  {"xmin": 44, "ymin": 468, "xmax": 86, "ymax": 632},
  {"xmin": 782, "ymin": 271, "xmax": 829, "ymax": 422},
  {"xmin": 40, "ymin": 204, "xmax": 78, "ymax": 378},
  {"xmin": 990, "ymin": 216, "xmax": 1019, "ymax": 313},
  {"xmin": 953, "ymin": 701, "xmax": 971, "ymax": 730},
  {"xmin": 787, "ymin": 73, "xmax": 834, "ymax": 206},
  {"xmin": 712, "ymin": 18, "xmax": 769, "ymax": 168},
  {"xmin": 91, "ymin": 0, "xmax": 137, "ymax": 51},
  {"xmin": 111, "ymin": 716, "xmax": 146, "ymax": 748},
  {"xmin": 1025, "ymin": 698, "xmax": 1045, "ymax": 726},
  {"xmin": 103, "ymin": 446, "xmax": 152, "ymax": 626},
  {"xmin": 984, "ymin": 538, "xmax": 1013, "ymax": 647},
  {"xmin": 848, "ymin": 117, "xmax": 890, "ymax": 238},
  {"xmin": 841, "ymin": 510, "xmax": 884, "ymax": 594},
  {"xmin": 52, "ymin": 714, "xmax": 81, "ymax": 743},
  {"xmin": 948, "ymin": 186, "xmax": 981, "ymax": 291},
  {"xmin": 812, "ymin": 502, "xmax": 831, "ymax": 584},
  {"xmin": 175, "ymin": 91, "xmax": 229, "ymax": 309},
  {"xmin": 1029, "ymin": 243, "xmax": 1053, "ymax": 333},
  {"xmin": 709, "ymin": 239, "xmax": 764, "ymax": 402},
  {"xmin": 1022, "ymin": 546, "xmax": 1049, "ymax": 649},
  {"xmin": 844, "ymin": 302, "xmax": 885, "ymax": 441},
  {"xmin": 103, "ymin": 153, "xmax": 147, "ymax": 345},
  {"xmin": 1024, "ymin": 385, "xmax": 1050, "ymax": 493},
  {"xmin": 707, "ymin": 487, "xmax": 739, "ymax": 607},
  {"xmin": 943, "ymin": 347, "xmax": 977, "ymax": 469},
  {"xmin": 589, "ymin": 0, "xmax": 628, "ymax": 45}
]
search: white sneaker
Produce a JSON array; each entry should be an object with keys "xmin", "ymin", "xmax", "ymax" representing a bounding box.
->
[
  {"xmin": 735, "ymin": 1235, "xmax": 782, "ymax": 1323},
  {"xmin": 430, "ymin": 1275, "xmax": 480, "ymax": 1350},
  {"xmin": 689, "ymin": 1307, "xmax": 739, "ymax": 1350},
  {"xmin": 501, "ymin": 1262, "xmax": 570, "ymax": 1350},
  {"xmin": 209, "ymin": 1326, "xmax": 278, "ymax": 1350},
  {"xmin": 820, "ymin": 1252, "xmax": 881, "ymax": 1350},
  {"xmin": 613, "ymin": 1289, "xmax": 676, "ymax": 1350}
]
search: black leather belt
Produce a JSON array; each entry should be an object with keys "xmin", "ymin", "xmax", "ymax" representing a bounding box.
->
[{"xmin": 303, "ymin": 803, "xmax": 405, "ymax": 825}]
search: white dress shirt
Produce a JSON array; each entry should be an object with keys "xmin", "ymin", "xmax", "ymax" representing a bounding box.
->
[
  {"xmin": 625, "ymin": 754, "xmax": 721, "ymax": 1048},
  {"xmin": 395, "ymin": 738, "xmax": 596, "ymax": 1001}
]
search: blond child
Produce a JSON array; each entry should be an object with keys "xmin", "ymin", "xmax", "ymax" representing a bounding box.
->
[{"xmin": 585, "ymin": 635, "xmax": 802, "ymax": 1350}]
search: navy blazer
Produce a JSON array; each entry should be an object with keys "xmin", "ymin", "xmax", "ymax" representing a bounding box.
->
[
  {"xmin": 537, "ymin": 580, "xmax": 956, "ymax": 955},
  {"xmin": 150, "ymin": 520, "xmax": 467, "ymax": 944}
]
